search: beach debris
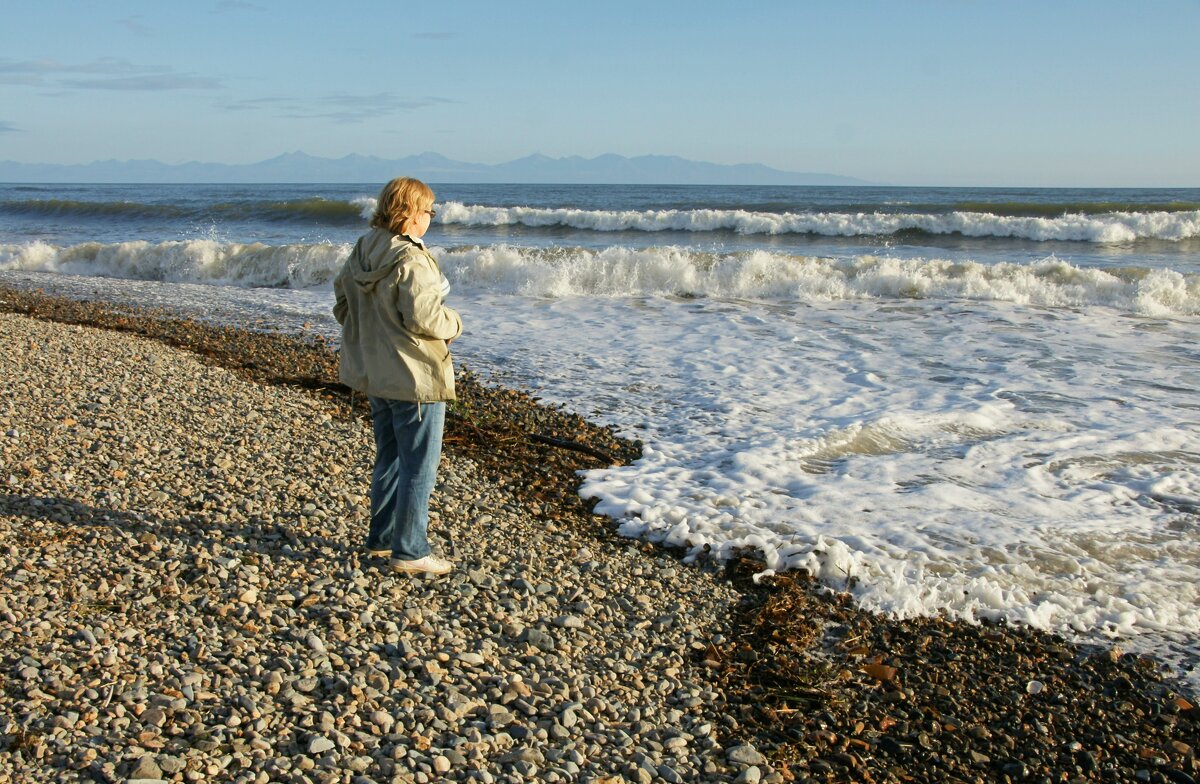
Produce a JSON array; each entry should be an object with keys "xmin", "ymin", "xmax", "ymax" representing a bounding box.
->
[{"xmin": 861, "ymin": 662, "xmax": 898, "ymax": 682}]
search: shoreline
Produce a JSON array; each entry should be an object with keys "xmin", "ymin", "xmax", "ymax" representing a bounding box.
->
[{"xmin": 1, "ymin": 286, "xmax": 1196, "ymax": 783}]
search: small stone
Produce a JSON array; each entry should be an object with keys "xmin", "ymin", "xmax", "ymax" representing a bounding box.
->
[
  {"xmin": 158, "ymin": 755, "xmax": 187, "ymax": 774},
  {"xmin": 728, "ymin": 744, "xmax": 767, "ymax": 766},
  {"xmin": 553, "ymin": 615, "xmax": 584, "ymax": 629},
  {"xmin": 735, "ymin": 768, "xmax": 762, "ymax": 784},
  {"xmin": 664, "ymin": 736, "xmax": 687, "ymax": 752},
  {"xmin": 370, "ymin": 710, "xmax": 394, "ymax": 732},
  {"xmin": 141, "ymin": 707, "xmax": 167, "ymax": 728},
  {"xmin": 967, "ymin": 725, "xmax": 992, "ymax": 741},
  {"xmin": 308, "ymin": 736, "xmax": 335, "ymax": 755},
  {"xmin": 521, "ymin": 627, "xmax": 556, "ymax": 652},
  {"xmin": 1002, "ymin": 761, "xmax": 1028, "ymax": 778},
  {"xmin": 127, "ymin": 756, "xmax": 163, "ymax": 779},
  {"xmin": 294, "ymin": 676, "xmax": 319, "ymax": 693}
]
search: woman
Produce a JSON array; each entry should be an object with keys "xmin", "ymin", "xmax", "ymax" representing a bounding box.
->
[{"xmin": 333, "ymin": 176, "xmax": 462, "ymax": 575}]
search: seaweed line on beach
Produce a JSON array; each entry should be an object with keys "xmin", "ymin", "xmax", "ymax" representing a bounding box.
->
[
  {"xmin": 1, "ymin": 285, "xmax": 1197, "ymax": 783},
  {"xmin": 715, "ymin": 559, "xmax": 1198, "ymax": 782}
]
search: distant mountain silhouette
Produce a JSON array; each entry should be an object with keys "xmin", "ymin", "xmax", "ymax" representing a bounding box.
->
[{"xmin": 0, "ymin": 151, "xmax": 871, "ymax": 185}]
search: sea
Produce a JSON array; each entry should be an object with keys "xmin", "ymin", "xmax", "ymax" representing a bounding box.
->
[{"xmin": 2, "ymin": 182, "xmax": 1199, "ymax": 686}]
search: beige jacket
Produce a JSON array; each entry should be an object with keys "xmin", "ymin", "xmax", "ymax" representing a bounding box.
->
[{"xmin": 333, "ymin": 228, "xmax": 463, "ymax": 401}]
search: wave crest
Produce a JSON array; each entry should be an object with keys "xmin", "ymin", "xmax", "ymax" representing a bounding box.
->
[
  {"xmin": 8, "ymin": 195, "xmax": 1200, "ymax": 242},
  {"xmin": 436, "ymin": 201, "xmax": 1200, "ymax": 243},
  {"xmin": 0, "ymin": 239, "xmax": 349, "ymax": 288},
  {"xmin": 3, "ymin": 240, "xmax": 1197, "ymax": 316},
  {"xmin": 439, "ymin": 245, "xmax": 1200, "ymax": 316}
]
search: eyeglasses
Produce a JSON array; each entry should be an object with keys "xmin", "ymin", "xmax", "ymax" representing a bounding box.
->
[{"xmin": 424, "ymin": 208, "xmax": 437, "ymax": 218}]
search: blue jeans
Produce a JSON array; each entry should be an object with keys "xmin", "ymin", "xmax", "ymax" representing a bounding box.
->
[{"xmin": 366, "ymin": 397, "xmax": 445, "ymax": 560}]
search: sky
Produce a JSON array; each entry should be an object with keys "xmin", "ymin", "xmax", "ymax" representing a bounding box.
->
[{"xmin": 0, "ymin": 0, "xmax": 1197, "ymax": 187}]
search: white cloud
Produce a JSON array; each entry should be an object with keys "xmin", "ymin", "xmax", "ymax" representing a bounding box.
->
[
  {"xmin": 0, "ymin": 57, "xmax": 155, "ymax": 76},
  {"xmin": 118, "ymin": 17, "xmax": 153, "ymax": 37},
  {"xmin": 219, "ymin": 92, "xmax": 455, "ymax": 123},
  {"xmin": 62, "ymin": 75, "xmax": 222, "ymax": 91},
  {"xmin": 0, "ymin": 58, "xmax": 219, "ymax": 91},
  {"xmin": 213, "ymin": 0, "xmax": 266, "ymax": 12}
]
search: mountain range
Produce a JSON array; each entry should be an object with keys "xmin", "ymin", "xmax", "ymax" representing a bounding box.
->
[{"xmin": 0, "ymin": 151, "xmax": 870, "ymax": 186}]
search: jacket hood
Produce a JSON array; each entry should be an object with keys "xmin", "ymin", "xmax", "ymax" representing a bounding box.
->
[{"xmin": 351, "ymin": 228, "xmax": 423, "ymax": 292}]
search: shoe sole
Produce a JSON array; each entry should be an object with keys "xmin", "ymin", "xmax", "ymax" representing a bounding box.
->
[{"xmin": 390, "ymin": 563, "xmax": 452, "ymax": 576}]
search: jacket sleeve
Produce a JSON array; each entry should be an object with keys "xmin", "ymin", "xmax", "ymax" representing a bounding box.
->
[
  {"xmin": 333, "ymin": 272, "xmax": 348, "ymax": 325},
  {"xmin": 332, "ymin": 238, "xmax": 360, "ymax": 325},
  {"xmin": 395, "ymin": 249, "xmax": 463, "ymax": 341}
]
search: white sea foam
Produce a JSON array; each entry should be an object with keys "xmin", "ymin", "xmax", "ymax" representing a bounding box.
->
[
  {"xmin": 9, "ymin": 240, "xmax": 1197, "ymax": 316},
  {"xmin": 461, "ymin": 292, "xmax": 1200, "ymax": 669},
  {"xmin": 419, "ymin": 201, "xmax": 1200, "ymax": 243},
  {"xmin": 352, "ymin": 197, "xmax": 375, "ymax": 221}
]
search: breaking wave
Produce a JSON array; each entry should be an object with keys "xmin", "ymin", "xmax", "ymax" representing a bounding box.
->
[
  {"xmin": 436, "ymin": 202, "xmax": 1200, "ymax": 243},
  {"xmin": 3, "ymin": 239, "xmax": 1197, "ymax": 316},
  {"xmin": 0, "ymin": 239, "xmax": 350, "ymax": 289},
  {"xmin": 7, "ymin": 194, "xmax": 1200, "ymax": 243}
]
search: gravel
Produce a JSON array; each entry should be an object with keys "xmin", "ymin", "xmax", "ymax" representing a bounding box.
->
[{"xmin": 0, "ymin": 310, "xmax": 745, "ymax": 783}]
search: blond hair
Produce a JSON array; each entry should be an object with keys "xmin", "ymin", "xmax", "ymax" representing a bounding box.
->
[{"xmin": 370, "ymin": 176, "xmax": 435, "ymax": 235}]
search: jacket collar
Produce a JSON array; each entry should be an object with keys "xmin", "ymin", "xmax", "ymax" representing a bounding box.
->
[{"xmin": 397, "ymin": 231, "xmax": 425, "ymax": 249}]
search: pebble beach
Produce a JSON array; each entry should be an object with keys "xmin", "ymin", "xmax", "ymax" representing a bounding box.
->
[{"xmin": 1, "ymin": 287, "xmax": 1197, "ymax": 784}]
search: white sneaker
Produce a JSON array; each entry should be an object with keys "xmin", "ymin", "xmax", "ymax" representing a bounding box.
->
[{"xmin": 390, "ymin": 555, "xmax": 453, "ymax": 575}]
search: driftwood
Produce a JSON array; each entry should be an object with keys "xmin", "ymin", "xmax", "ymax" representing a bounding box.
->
[
  {"xmin": 445, "ymin": 408, "xmax": 621, "ymax": 466},
  {"xmin": 527, "ymin": 434, "xmax": 619, "ymax": 465}
]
